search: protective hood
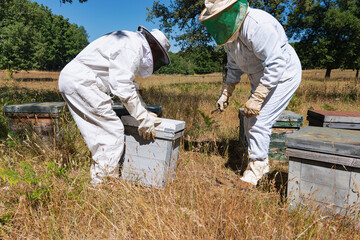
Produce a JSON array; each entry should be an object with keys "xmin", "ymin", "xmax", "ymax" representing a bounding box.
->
[
  {"xmin": 138, "ymin": 26, "xmax": 171, "ymax": 72},
  {"xmin": 199, "ymin": 0, "xmax": 249, "ymax": 45}
]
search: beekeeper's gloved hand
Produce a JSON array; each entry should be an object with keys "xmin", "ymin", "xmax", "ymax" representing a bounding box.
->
[
  {"xmin": 244, "ymin": 84, "xmax": 271, "ymax": 118},
  {"xmin": 123, "ymin": 95, "xmax": 162, "ymax": 140},
  {"xmin": 216, "ymin": 82, "xmax": 236, "ymax": 111}
]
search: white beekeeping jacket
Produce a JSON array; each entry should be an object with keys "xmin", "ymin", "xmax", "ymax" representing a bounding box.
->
[
  {"xmin": 225, "ymin": 8, "xmax": 295, "ymax": 91},
  {"xmin": 74, "ymin": 30, "xmax": 153, "ymax": 102}
]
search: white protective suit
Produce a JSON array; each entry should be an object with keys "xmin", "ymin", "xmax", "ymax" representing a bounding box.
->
[
  {"xmin": 58, "ymin": 30, "xmax": 157, "ymax": 185},
  {"xmin": 225, "ymin": 8, "xmax": 302, "ymax": 184}
]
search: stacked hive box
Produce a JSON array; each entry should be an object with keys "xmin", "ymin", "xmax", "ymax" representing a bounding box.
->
[
  {"xmin": 4, "ymin": 102, "xmax": 163, "ymax": 135},
  {"xmin": 112, "ymin": 103, "xmax": 163, "ymax": 118},
  {"xmin": 307, "ymin": 110, "xmax": 360, "ymax": 130},
  {"xmin": 120, "ymin": 115, "xmax": 185, "ymax": 188},
  {"xmin": 239, "ymin": 109, "xmax": 303, "ymax": 161},
  {"xmin": 286, "ymin": 126, "xmax": 360, "ymax": 213},
  {"xmin": 3, "ymin": 102, "xmax": 65, "ymax": 137}
]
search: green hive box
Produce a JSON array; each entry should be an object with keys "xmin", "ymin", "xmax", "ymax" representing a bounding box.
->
[{"xmin": 239, "ymin": 109, "xmax": 303, "ymax": 161}]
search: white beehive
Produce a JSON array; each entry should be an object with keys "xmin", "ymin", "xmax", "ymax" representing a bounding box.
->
[
  {"xmin": 286, "ymin": 126, "xmax": 360, "ymax": 214},
  {"xmin": 120, "ymin": 115, "xmax": 185, "ymax": 188}
]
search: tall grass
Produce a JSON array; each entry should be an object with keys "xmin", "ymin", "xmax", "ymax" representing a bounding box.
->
[{"xmin": 0, "ymin": 70, "xmax": 360, "ymax": 239}]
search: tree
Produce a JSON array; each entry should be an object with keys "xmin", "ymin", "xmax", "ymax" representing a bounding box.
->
[
  {"xmin": 0, "ymin": 0, "xmax": 89, "ymax": 70},
  {"xmin": 147, "ymin": 0, "xmax": 290, "ymax": 50},
  {"xmin": 60, "ymin": 0, "xmax": 87, "ymax": 3},
  {"xmin": 287, "ymin": 0, "xmax": 360, "ymax": 78}
]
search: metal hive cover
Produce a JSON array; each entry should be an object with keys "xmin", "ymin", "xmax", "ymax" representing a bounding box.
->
[
  {"xmin": 286, "ymin": 126, "xmax": 360, "ymax": 158},
  {"xmin": 112, "ymin": 103, "xmax": 163, "ymax": 117},
  {"xmin": 3, "ymin": 102, "xmax": 65, "ymax": 114},
  {"xmin": 307, "ymin": 110, "xmax": 360, "ymax": 123}
]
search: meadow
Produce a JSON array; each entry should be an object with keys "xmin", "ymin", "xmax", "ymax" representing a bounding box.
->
[{"xmin": 0, "ymin": 69, "xmax": 359, "ymax": 239}]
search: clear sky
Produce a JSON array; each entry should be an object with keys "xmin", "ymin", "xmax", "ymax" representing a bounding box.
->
[{"xmin": 30, "ymin": 0, "xmax": 180, "ymax": 52}]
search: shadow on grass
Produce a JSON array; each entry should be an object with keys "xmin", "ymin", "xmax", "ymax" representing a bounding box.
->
[{"xmin": 183, "ymin": 138, "xmax": 289, "ymax": 197}]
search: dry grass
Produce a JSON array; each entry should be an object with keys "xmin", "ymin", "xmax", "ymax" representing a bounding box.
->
[{"xmin": 0, "ymin": 69, "xmax": 360, "ymax": 239}]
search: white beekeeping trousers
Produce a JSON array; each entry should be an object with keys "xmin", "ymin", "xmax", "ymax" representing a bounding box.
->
[
  {"xmin": 59, "ymin": 60, "xmax": 125, "ymax": 186},
  {"xmin": 241, "ymin": 46, "xmax": 302, "ymax": 185}
]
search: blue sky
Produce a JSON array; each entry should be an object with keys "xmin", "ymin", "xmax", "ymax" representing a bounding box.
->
[{"xmin": 30, "ymin": 0, "xmax": 181, "ymax": 52}]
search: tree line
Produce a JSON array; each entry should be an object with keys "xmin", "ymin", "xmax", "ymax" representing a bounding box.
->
[
  {"xmin": 148, "ymin": 0, "xmax": 360, "ymax": 78},
  {"xmin": 0, "ymin": 0, "xmax": 89, "ymax": 71},
  {"xmin": 1, "ymin": 0, "xmax": 360, "ymax": 78}
]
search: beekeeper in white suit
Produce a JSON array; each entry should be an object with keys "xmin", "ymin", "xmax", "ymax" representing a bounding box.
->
[
  {"xmin": 199, "ymin": 0, "xmax": 302, "ymax": 186},
  {"xmin": 59, "ymin": 26, "xmax": 171, "ymax": 186}
]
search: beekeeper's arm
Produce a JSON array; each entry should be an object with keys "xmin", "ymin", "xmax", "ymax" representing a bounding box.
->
[
  {"xmin": 108, "ymin": 48, "xmax": 160, "ymax": 140},
  {"xmin": 216, "ymin": 54, "xmax": 244, "ymax": 111},
  {"xmin": 244, "ymin": 23, "xmax": 287, "ymax": 117}
]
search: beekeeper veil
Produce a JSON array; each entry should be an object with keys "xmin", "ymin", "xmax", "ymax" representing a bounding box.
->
[
  {"xmin": 199, "ymin": 0, "xmax": 249, "ymax": 45},
  {"xmin": 138, "ymin": 26, "xmax": 171, "ymax": 74}
]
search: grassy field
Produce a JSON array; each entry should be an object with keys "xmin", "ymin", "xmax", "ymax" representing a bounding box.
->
[{"xmin": 0, "ymin": 69, "xmax": 359, "ymax": 239}]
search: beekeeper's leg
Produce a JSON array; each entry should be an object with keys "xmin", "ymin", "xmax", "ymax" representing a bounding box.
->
[
  {"xmin": 241, "ymin": 72, "xmax": 302, "ymax": 185},
  {"xmin": 59, "ymin": 61, "xmax": 124, "ymax": 186}
]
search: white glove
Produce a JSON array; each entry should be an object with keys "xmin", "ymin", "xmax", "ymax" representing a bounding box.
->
[
  {"xmin": 123, "ymin": 95, "xmax": 162, "ymax": 140},
  {"xmin": 244, "ymin": 84, "xmax": 271, "ymax": 118},
  {"xmin": 216, "ymin": 82, "xmax": 236, "ymax": 111}
]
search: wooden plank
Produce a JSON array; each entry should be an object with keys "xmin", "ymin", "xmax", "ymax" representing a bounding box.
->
[
  {"xmin": 286, "ymin": 148, "xmax": 360, "ymax": 167},
  {"xmin": 300, "ymin": 160, "xmax": 350, "ymax": 189},
  {"xmin": 287, "ymin": 159, "xmax": 302, "ymax": 209},
  {"xmin": 349, "ymin": 172, "xmax": 360, "ymax": 206}
]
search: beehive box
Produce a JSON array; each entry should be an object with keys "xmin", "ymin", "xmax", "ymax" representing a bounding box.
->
[
  {"xmin": 4, "ymin": 102, "xmax": 65, "ymax": 136},
  {"xmin": 120, "ymin": 115, "xmax": 185, "ymax": 188},
  {"xmin": 307, "ymin": 109, "xmax": 360, "ymax": 130},
  {"xmin": 286, "ymin": 126, "xmax": 360, "ymax": 213},
  {"xmin": 112, "ymin": 103, "xmax": 163, "ymax": 118},
  {"xmin": 239, "ymin": 109, "xmax": 303, "ymax": 161}
]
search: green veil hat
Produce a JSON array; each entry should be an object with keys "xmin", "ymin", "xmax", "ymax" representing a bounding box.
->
[{"xmin": 199, "ymin": 0, "xmax": 249, "ymax": 45}]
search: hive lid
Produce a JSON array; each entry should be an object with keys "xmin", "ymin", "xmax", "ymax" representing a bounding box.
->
[
  {"xmin": 239, "ymin": 109, "xmax": 303, "ymax": 127},
  {"xmin": 121, "ymin": 115, "xmax": 185, "ymax": 139},
  {"xmin": 286, "ymin": 126, "xmax": 360, "ymax": 158},
  {"xmin": 3, "ymin": 102, "xmax": 65, "ymax": 114},
  {"xmin": 276, "ymin": 110, "xmax": 303, "ymax": 122},
  {"xmin": 112, "ymin": 103, "xmax": 163, "ymax": 117},
  {"xmin": 307, "ymin": 110, "xmax": 360, "ymax": 123}
]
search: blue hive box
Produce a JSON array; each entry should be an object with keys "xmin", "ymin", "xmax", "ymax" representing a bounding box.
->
[{"xmin": 120, "ymin": 115, "xmax": 185, "ymax": 188}]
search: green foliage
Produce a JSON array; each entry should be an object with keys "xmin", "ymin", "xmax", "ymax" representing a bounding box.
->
[
  {"xmin": 0, "ymin": 161, "xmax": 67, "ymax": 200},
  {"xmin": 288, "ymin": 0, "xmax": 360, "ymax": 76},
  {"xmin": 147, "ymin": 0, "xmax": 290, "ymax": 49},
  {"xmin": 196, "ymin": 109, "xmax": 215, "ymax": 130},
  {"xmin": 321, "ymin": 104, "xmax": 336, "ymax": 111},
  {"xmin": 156, "ymin": 46, "xmax": 224, "ymax": 74},
  {"xmin": 286, "ymin": 94, "xmax": 301, "ymax": 112},
  {"xmin": 0, "ymin": 0, "xmax": 89, "ymax": 70}
]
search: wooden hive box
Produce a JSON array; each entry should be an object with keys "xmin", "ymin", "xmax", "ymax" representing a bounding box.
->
[
  {"xmin": 120, "ymin": 115, "xmax": 185, "ymax": 188},
  {"xmin": 286, "ymin": 126, "xmax": 360, "ymax": 214},
  {"xmin": 3, "ymin": 102, "xmax": 65, "ymax": 136},
  {"xmin": 307, "ymin": 110, "xmax": 360, "ymax": 130},
  {"xmin": 239, "ymin": 109, "xmax": 303, "ymax": 161},
  {"xmin": 112, "ymin": 103, "xmax": 163, "ymax": 118}
]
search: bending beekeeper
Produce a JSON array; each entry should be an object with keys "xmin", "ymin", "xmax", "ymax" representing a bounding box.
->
[
  {"xmin": 58, "ymin": 26, "xmax": 171, "ymax": 186},
  {"xmin": 199, "ymin": 0, "xmax": 302, "ymax": 186}
]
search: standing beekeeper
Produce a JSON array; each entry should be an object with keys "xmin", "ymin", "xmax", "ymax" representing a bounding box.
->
[
  {"xmin": 58, "ymin": 26, "xmax": 171, "ymax": 186},
  {"xmin": 199, "ymin": 0, "xmax": 302, "ymax": 186}
]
